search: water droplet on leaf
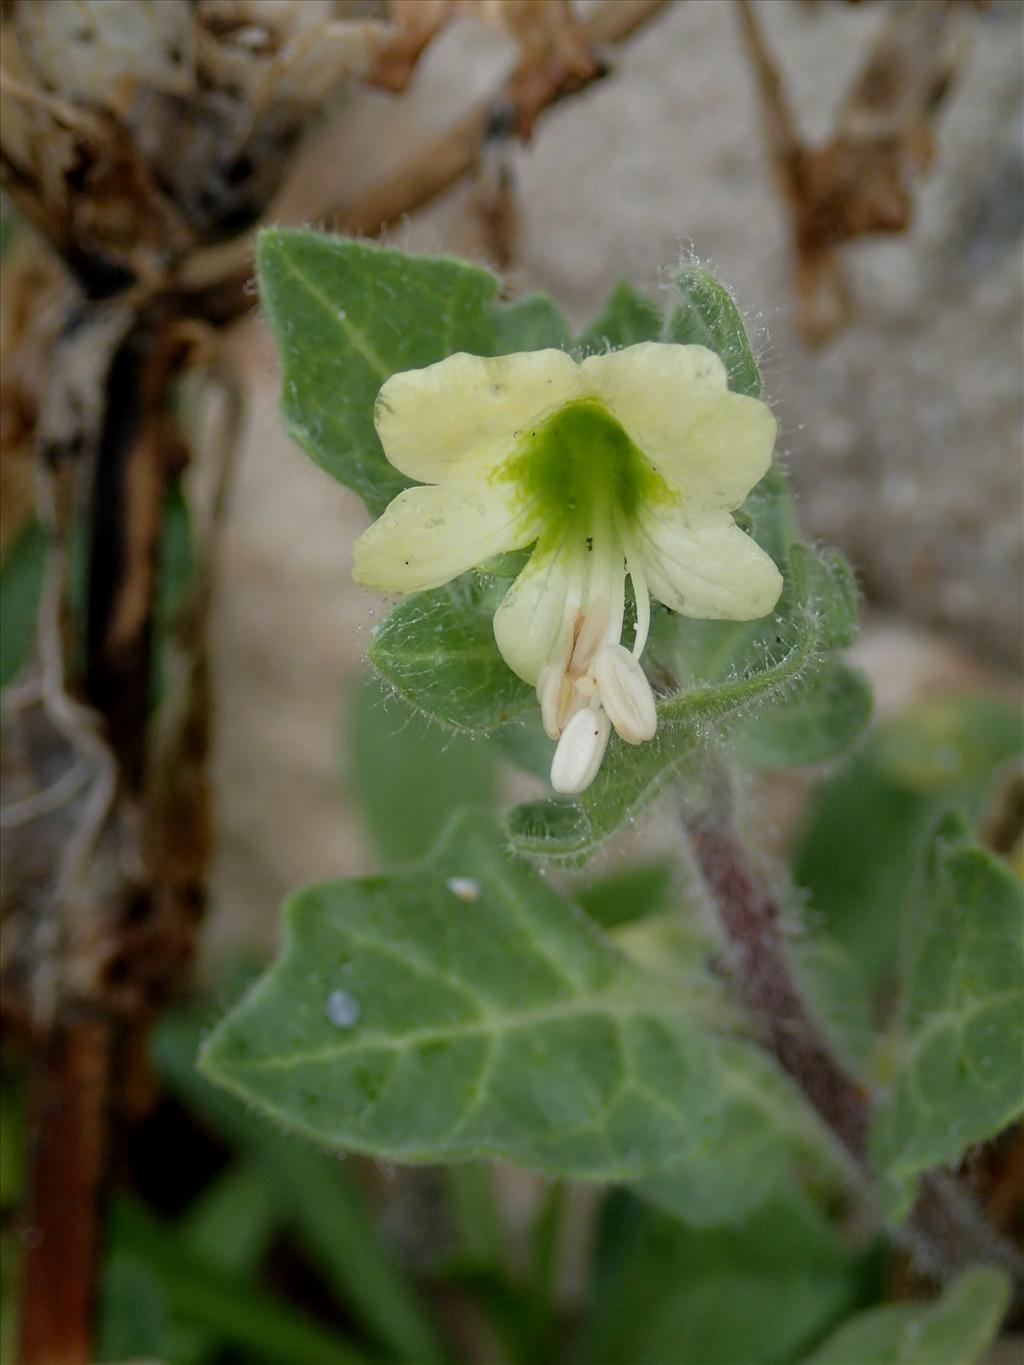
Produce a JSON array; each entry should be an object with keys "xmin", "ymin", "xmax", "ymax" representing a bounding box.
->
[
  {"xmin": 446, "ymin": 876, "xmax": 480, "ymax": 902},
  {"xmin": 325, "ymin": 989, "xmax": 360, "ymax": 1028}
]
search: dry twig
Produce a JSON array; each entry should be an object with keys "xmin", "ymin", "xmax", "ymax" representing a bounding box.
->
[{"xmin": 735, "ymin": 0, "xmax": 969, "ymax": 342}]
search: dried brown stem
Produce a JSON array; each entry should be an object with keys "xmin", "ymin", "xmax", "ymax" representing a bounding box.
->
[
  {"xmin": 340, "ymin": 0, "xmax": 667, "ymax": 234},
  {"xmin": 180, "ymin": 0, "xmax": 670, "ymax": 311},
  {"xmin": 735, "ymin": 0, "xmax": 968, "ymax": 342},
  {"xmin": 9, "ymin": 306, "xmax": 222, "ymax": 1361},
  {"xmin": 17, "ymin": 1015, "xmax": 111, "ymax": 1365}
]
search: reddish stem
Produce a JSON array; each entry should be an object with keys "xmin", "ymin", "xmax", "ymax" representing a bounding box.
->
[
  {"xmin": 691, "ymin": 816, "xmax": 870, "ymax": 1161},
  {"xmin": 688, "ymin": 792, "xmax": 1023, "ymax": 1299},
  {"xmin": 17, "ymin": 1016, "xmax": 111, "ymax": 1365}
]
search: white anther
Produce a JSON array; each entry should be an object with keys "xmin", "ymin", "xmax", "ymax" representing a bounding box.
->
[
  {"xmin": 550, "ymin": 705, "xmax": 611, "ymax": 794},
  {"xmin": 593, "ymin": 644, "xmax": 657, "ymax": 744}
]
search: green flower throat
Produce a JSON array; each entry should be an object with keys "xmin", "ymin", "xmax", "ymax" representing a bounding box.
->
[{"xmin": 500, "ymin": 399, "xmax": 676, "ymax": 536}]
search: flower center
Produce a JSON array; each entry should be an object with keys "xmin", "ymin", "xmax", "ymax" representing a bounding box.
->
[
  {"xmin": 501, "ymin": 400, "xmax": 664, "ymax": 792},
  {"xmin": 503, "ymin": 398, "xmax": 669, "ymax": 530}
]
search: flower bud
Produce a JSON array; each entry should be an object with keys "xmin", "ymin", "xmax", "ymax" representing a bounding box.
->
[
  {"xmin": 550, "ymin": 706, "xmax": 611, "ymax": 794},
  {"xmin": 594, "ymin": 644, "xmax": 657, "ymax": 744}
]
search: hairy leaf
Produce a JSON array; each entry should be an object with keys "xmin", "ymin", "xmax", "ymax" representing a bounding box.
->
[
  {"xmin": 575, "ymin": 281, "xmax": 663, "ymax": 353},
  {"xmin": 667, "ymin": 264, "xmax": 762, "ymax": 398},
  {"xmin": 258, "ymin": 229, "xmax": 501, "ymax": 515},
  {"xmin": 201, "ymin": 812, "xmax": 717, "ymax": 1179},
  {"xmin": 581, "ymin": 1189, "xmax": 868, "ymax": 1365},
  {"xmin": 800, "ymin": 1267, "xmax": 1010, "ymax": 1365},
  {"xmin": 493, "ymin": 293, "xmax": 572, "ymax": 352},
  {"xmin": 635, "ymin": 1039, "xmax": 848, "ymax": 1227},
  {"xmin": 870, "ymin": 813, "xmax": 1024, "ymax": 1215},
  {"xmin": 156, "ymin": 1000, "xmax": 448, "ymax": 1365},
  {"xmin": 368, "ymin": 573, "xmax": 534, "ymax": 732},
  {"xmin": 793, "ymin": 696, "xmax": 1024, "ymax": 991},
  {"xmin": 575, "ymin": 859, "xmax": 676, "ymax": 931},
  {"xmin": 728, "ymin": 660, "xmax": 872, "ymax": 769},
  {"xmin": 347, "ymin": 671, "xmax": 496, "ymax": 865}
]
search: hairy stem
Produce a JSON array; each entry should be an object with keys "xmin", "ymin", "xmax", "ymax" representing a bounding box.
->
[
  {"xmin": 687, "ymin": 781, "xmax": 1023, "ymax": 1296},
  {"xmin": 689, "ymin": 812, "xmax": 869, "ymax": 1161}
]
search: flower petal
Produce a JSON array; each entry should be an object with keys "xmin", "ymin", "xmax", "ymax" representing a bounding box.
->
[
  {"xmin": 635, "ymin": 503, "xmax": 783, "ymax": 620},
  {"xmin": 375, "ymin": 350, "xmax": 581, "ymax": 483},
  {"xmin": 493, "ymin": 535, "xmax": 579, "ymax": 685},
  {"xmin": 352, "ymin": 480, "xmax": 538, "ymax": 593},
  {"xmin": 581, "ymin": 342, "xmax": 776, "ymax": 510}
]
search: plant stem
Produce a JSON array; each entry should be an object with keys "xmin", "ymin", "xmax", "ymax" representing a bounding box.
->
[
  {"xmin": 689, "ymin": 813, "xmax": 870, "ymax": 1162},
  {"xmin": 686, "ymin": 784, "xmax": 1023, "ymax": 1296},
  {"xmin": 17, "ymin": 1016, "xmax": 110, "ymax": 1365}
]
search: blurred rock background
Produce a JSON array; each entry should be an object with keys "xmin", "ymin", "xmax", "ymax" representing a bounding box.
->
[{"xmin": 210, "ymin": 0, "xmax": 1023, "ymax": 951}]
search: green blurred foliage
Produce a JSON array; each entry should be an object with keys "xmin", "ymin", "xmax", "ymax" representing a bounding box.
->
[{"xmin": 793, "ymin": 695, "xmax": 1023, "ymax": 991}]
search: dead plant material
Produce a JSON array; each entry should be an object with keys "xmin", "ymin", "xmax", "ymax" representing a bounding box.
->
[
  {"xmin": 334, "ymin": 0, "xmax": 665, "ymax": 238},
  {"xmin": 0, "ymin": 3, "xmax": 388, "ymax": 1356},
  {"xmin": 0, "ymin": 0, "xmax": 388, "ymax": 289},
  {"xmin": 371, "ymin": 0, "xmax": 599, "ymax": 128},
  {"xmin": 0, "ymin": 230, "xmax": 64, "ymax": 555},
  {"xmin": 736, "ymin": 0, "xmax": 970, "ymax": 343}
]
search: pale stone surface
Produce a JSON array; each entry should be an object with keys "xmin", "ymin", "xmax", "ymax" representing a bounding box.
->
[{"xmin": 207, "ymin": 0, "xmax": 1022, "ymax": 955}]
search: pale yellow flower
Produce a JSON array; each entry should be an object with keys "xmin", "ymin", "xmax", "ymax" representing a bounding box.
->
[{"xmin": 353, "ymin": 343, "xmax": 783, "ymax": 793}]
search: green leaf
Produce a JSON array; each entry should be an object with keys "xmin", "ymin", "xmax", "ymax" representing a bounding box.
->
[
  {"xmin": 368, "ymin": 574, "xmax": 534, "ymax": 732},
  {"xmin": 258, "ymin": 229, "xmax": 501, "ymax": 515},
  {"xmin": 871, "ymin": 813, "xmax": 1024, "ymax": 1216},
  {"xmin": 109, "ymin": 1198, "xmax": 371, "ymax": 1365},
  {"xmin": 347, "ymin": 670, "xmax": 496, "ymax": 865},
  {"xmin": 97, "ymin": 1253, "xmax": 172, "ymax": 1363},
  {"xmin": 728, "ymin": 660, "xmax": 872, "ymax": 769},
  {"xmin": 1, "ymin": 521, "xmax": 45, "ymax": 688},
  {"xmin": 667, "ymin": 264, "xmax": 762, "ymax": 398},
  {"xmin": 506, "ymin": 478, "xmax": 860, "ymax": 864},
  {"xmin": 800, "ymin": 1267, "xmax": 1010, "ymax": 1365},
  {"xmin": 576, "ymin": 281, "xmax": 663, "ymax": 353},
  {"xmin": 154, "ymin": 1002, "xmax": 447, "ymax": 1365},
  {"xmin": 791, "ymin": 935, "xmax": 875, "ymax": 1079},
  {"xmin": 575, "ymin": 859, "xmax": 676, "ymax": 931},
  {"xmin": 580, "ymin": 1189, "xmax": 871, "ymax": 1365},
  {"xmin": 794, "ymin": 696, "xmax": 1024, "ymax": 993},
  {"xmin": 179, "ymin": 1159, "xmax": 277, "ymax": 1274},
  {"xmin": 493, "ymin": 710, "xmax": 552, "ymax": 778},
  {"xmin": 170, "ymin": 1161, "xmax": 281, "ymax": 1365},
  {"xmin": 155, "ymin": 478, "xmax": 194, "ymax": 624},
  {"xmin": 444, "ymin": 1163, "xmax": 506, "ymax": 1270},
  {"xmin": 200, "ymin": 811, "xmax": 717, "ymax": 1179},
  {"xmin": 492, "ymin": 293, "xmax": 572, "ymax": 352},
  {"xmin": 150, "ymin": 478, "xmax": 196, "ymax": 706},
  {"xmin": 634, "ymin": 1038, "xmax": 847, "ymax": 1228}
]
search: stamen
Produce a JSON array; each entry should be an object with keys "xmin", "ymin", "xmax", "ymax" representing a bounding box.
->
[
  {"xmin": 538, "ymin": 662, "xmax": 584, "ymax": 740},
  {"xmin": 550, "ymin": 705, "xmax": 611, "ymax": 794},
  {"xmin": 630, "ymin": 561, "xmax": 650, "ymax": 657},
  {"xmin": 618, "ymin": 521, "xmax": 650, "ymax": 658},
  {"xmin": 569, "ymin": 598, "xmax": 610, "ymax": 676},
  {"xmin": 593, "ymin": 645, "xmax": 657, "ymax": 744}
]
